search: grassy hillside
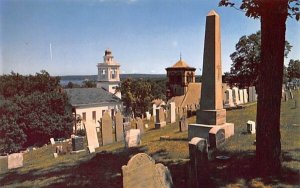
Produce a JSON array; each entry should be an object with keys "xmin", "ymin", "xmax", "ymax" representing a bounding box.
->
[{"xmin": 0, "ymin": 91, "xmax": 299, "ymax": 187}]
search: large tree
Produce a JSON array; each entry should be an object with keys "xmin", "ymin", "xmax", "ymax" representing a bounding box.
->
[
  {"xmin": 225, "ymin": 31, "xmax": 292, "ymax": 88},
  {"xmin": 219, "ymin": 0, "xmax": 300, "ymax": 176},
  {"xmin": 0, "ymin": 71, "xmax": 73, "ymax": 154}
]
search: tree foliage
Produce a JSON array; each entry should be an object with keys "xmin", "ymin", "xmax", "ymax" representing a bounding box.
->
[
  {"xmin": 287, "ymin": 59, "xmax": 300, "ymax": 79},
  {"xmin": 225, "ymin": 31, "xmax": 292, "ymax": 88},
  {"xmin": 0, "ymin": 71, "xmax": 73, "ymax": 154},
  {"xmin": 120, "ymin": 78, "xmax": 166, "ymax": 116}
]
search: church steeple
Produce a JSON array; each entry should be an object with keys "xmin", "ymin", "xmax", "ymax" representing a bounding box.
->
[{"xmin": 97, "ymin": 49, "xmax": 121, "ymax": 98}]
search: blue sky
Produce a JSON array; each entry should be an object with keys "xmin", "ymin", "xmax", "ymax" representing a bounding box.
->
[{"xmin": 1, "ymin": 0, "xmax": 299, "ymax": 76}]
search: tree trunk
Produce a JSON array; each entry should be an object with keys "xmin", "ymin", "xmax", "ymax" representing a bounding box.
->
[{"xmin": 256, "ymin": 0, "xmax": 288, "ymax": 176}]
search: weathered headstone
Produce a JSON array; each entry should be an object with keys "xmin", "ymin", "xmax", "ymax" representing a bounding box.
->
[
  {"xmin": 155, "ymin": 108, "xmax": 166, "ymax": 129},
  {"xmin": 243, "ymin": 89, "xmax": 248, "ymax": 103},
  {"xmin": 101, "ymin": 111, "xmax": 114, "ymax": 146},
  {"xmin": 224, "ymin": 89, "xmax": 234, "ymax": 107},
  {"xmin": 136, "ymin": 117, "xmax": 144, "ymax": 134},
  {"xmin": 209, "ymin": 127, "xmax": 225, "ymax": 149},
  {"xmin": 249, "ymin": 86, "xmax": 257, "ymax": 102},
  {"xmin": 72, "ymin": 136, "xmax": 84, "ymax": 151},
  {"xmin": 152, "ymin": 103, "xmax": 157, "ymax": 118},
  {"xmin": 84, "ymin": 120, "xmax": 100, "ymax": 149},
  {"xmin": 146, "ymin": 111, "xmax": 151, "ymax": 120},
  {"xmin": 122, "ymin": 153, "xmax": 173, "ymax": 188},
  {"xmin": 247, "ymin": 120, "xmax": 256, "ymax": 134},
  {"xmin": 179, "ymin": 115, "xmax": 188, "ymax": 132},
  {"xmin": 87, "ymin": 145, "xmax": 95, "ymax": 153},
  {"xmin": 53, "ymin": 153, "xmax": 58, "ymax": 158},
  {"xmin": 115, "ymin": 112, "xmax": 124, "ymax": 142},
  {"xmin": 123, "ymin": 117, "xmax": 131, "ymax": 132},
  {"xmin": 189, "ymin": 137, "xmax": 209, "ymax": 188},
  {"xmin": 239, "ymin": 89, "xmax": 244, "ymax": 104},
  {"xmin": 190, "ymin": 10, "xmax": 234, "ymax": 143},
  {"xmin": 50, "ymin": 138, "xmax": 55, "ymax": 145},
  {"xmin": 125, "ymin": 129, "xmax": 141, "ymax": 148},
  {"xmin": 232, "ymin": 87, "xmax": 241, "ymax": 105},
  {"xmin": 8, "ymin": 153, "xmax": 23, "ymax": 169},
  {"xmin": 0, "ymin": 156, "xmax": 8, "ymax": 172},
  {"xmin": 167, "ymin": 102, "xmax": 176, "ymax": 123}
]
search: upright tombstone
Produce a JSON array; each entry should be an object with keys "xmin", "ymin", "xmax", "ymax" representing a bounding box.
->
[
  {"xmin": 101, "ymin": 111, "xmax": 114, "ymax": 146},
  {"xmin": 243, "ymin": 89, "xmax": 248, "ymax": 103},
  {"xmin": 179, "ymin": 115, "xmax": 189, "ymax": 132},
  {"xmin": 189, "ymin": 10, "xmax": 234, "ymax": 142},
  {"xmin": 155, "ymin": 108, "xmax": 166, "ymax": 129},
  {"xmin": 115, "ymin": 112, "xmax": 124, "ymax": 142},
  {"xmin": 72, "ymin": 136, "xmax": 84, "ymax": 152},
  {"xmin": 224, "ymin": 89, "xmax": 235, "ymax": 107},
  {"xmin": 189, "ymin": 137, "xmax": 209, "ymax": 188},
  {"xmin": 125, "ymin": 129, "xmax": 141, "ymax": 148},
  {"xmin": 8, "ymin": 153, "xmax": 23, "ymax": 169},
  {"xmin": 249, "ymin": 86, "xmax": 257, "ymax": 102},
  {"xmin": 50, "ymin": 138, "xmax": 55, "ymax": 145},
  {"xmin": 136, "ymin": 117, "xmax": 144, "ymax": 134},
  {"xmin": 167, "ymin": 102, "xmax": 176, "ymax": 124},
  {"xmin": 152, "ymin": 104, "xmax": 157, "ymax": 118},
  {"xmin": 232, "ymin": 87, "xmax": 241, "ymax": 105},
  {"xmin": 239, "ymin": 89, "xmax": 244, "ymax": 104},
  {"xmin": 145, "ymin": 111, "xmax": 151, "ymax": 120},
  {"xmin": 122, "ymin": 153, "xmax": 173, "ymax": 188},
  {"xmin": 247, "ymin": 120, "xmax": 256, "ymax": 134},
  {"xmin": 123, "ymin": 117, "xmax": 131, "ymax": 132},
  {"xmin": 84, "ymin": 120, "xmax": 100, "ymax": 149}
]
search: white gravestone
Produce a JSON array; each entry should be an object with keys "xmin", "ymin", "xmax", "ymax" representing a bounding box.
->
[
  {"xmin": 88, "ymin": 145, "xmax": 95, "ymax": 153},
  {"xmin": 243, "ymin": 89, "xmax": 248, "ymax": 103},
  {"xmin": 125, "ymin": 129, "xmax": 141, "ymax": 148},
  {"xmin": 232, "ymin": 87, "xmax": 241, "ymax": 105},
  {"xmin": 50, "ymin": 138, "xmax": 55, "ymax": 145},
  {"xmin": 239, "ymin": 89, "xmax": 244, "ymax": 104},
  {"xmin": 247, "ymin": 120, "xmax": 256, "ymax": 134},
  {"xmin": 8, "ymin": 153, "xmax": 23, "ymax": 169},
  {"xmin": 84, "ymin": 120, "xmax": 100, "ymax": 149},
  {"xmin": 224, "ymin": 89, "xmax": 234, "ymax": 107}
]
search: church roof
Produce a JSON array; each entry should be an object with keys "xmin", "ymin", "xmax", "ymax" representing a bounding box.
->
[
  {"xmin": 65, "ymin": 88, "xmax": 121, "ymax": 107},
  {"xmin": 172, "ymin": 59, "xmax": 190, "ymax": 68},
  {"xmin": 166, "ymin": 58, "xmax": 196, "ymax": 70}
]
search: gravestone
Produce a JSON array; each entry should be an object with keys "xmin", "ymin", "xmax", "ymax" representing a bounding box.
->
[
  {"xmin": 88, "ymin": 145, "xmax": 95, "ymax": 153},
  {"xmin": 50, "ymin": 138, "xmax": 55, "ymax": 145},
  {"xmin": 239, "ymin": 89, "xmax": 244, "ymax": 104},
  {"xmin": 190, "ymin": 10, "xmax": 234, "ymax": 143},
  {"xmin": 122, "ymin": 153, "xmax": 173, "ymax": 188},
  {"xmin": 136, "ymin": 117, "xmax": 144, "ymax": 134},
  {"xmin": 72, "ymin": 136, "xmax": 84, "ymax": 151},
  {"xmin": 146, "ymin": 111, "xmax": 151, "ymax": 120},
  {"xmin": 53, "ymin": 153, "xmax": 58, "ymax": 158},
  {"xmin": 125, "ymin": 129, "xmax": 141, "ymax": 148},
  {"xmin": 167, "ymin": 102, "xmax": 176, "ymax": 123},
  {"xmin": 232, "ymin": 87, "xmax": 241, "ymax": 105},
  {"xmin": 152, "ymin": 104, "xmax": 157, "ymax": 118},
  {"xmin": 0, "ymin": 156, "xmax": 8, "ymax": 172},
  {"xmin": 8, "ymin": 153, "xmax": 23, "ymax": 169},
  {"xmin": 243, "ymin": 89, "xmax": 248, "ymax": 103},
  {"xmin": 84, "ymin": 120, "xmax": 100, "ymax": 149},
  {"xmin": 209, "ymin": 127, "xmax": 225, "ymax": 149},
  {"xmin": 189, "ymin": 137, "xmax": 209, "ymax": 188},
  {"xmin": 249, "ymin": 86, "xmax": 257, "ymax": 102},
  {"xmin": 179, "ymin": 115, "xmax": 188, "ymax": 132},
  {"xmin": 224, "ymin": 89, "xmax": 234, "ymax": 107},
  {"xmin": 247, "ymin": 120, "xmax": 256, "ymax": 134},
  {"xmin": 102, "ymin": 111, "xmax": 114, "ymax": 146},
  {"xmin": 115, "ymin": 112, "xmax": 124, "ymax": 142},
  {"xmin": 123, "ymin": 117, "xmax": 131, "ymax": 132},
  {"xmin": 155, "ymin": 108, "xmax": 166, "ymax": 129}
]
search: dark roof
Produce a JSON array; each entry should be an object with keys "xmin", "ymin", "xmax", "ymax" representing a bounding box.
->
[{"xmin": 64, "ymin": 88, "xmax": 121, "ymax": 107}]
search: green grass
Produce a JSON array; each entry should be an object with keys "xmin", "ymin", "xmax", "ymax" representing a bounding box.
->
[{"xmin": 0, "ymin": 92, "xmax": 299, "ymax": 187}]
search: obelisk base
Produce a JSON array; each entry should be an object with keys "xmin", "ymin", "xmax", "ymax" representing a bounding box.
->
[
  {"xmin": 188, "ymin": 123, "xmax": 234, "ymax": 141},
  {"xmin": 196, "ymin": 109, "xmax": 226, "ymax": 125}
]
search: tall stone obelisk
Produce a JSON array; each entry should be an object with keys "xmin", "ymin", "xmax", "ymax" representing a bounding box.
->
[
  {"xmin": 188, "ymin": 10, "xmax": 234, "ymax": 141},
  {"xmin": 196, "ymin": 10, "xmax": 226, "ymax": 125}
]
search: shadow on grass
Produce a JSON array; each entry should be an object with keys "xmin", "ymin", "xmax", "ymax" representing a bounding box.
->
[
  {"xmin": 0, "ymin": 147, "xmax": 147, "ymax": 188},
  {"xmin": 210, "ymin": 149, "xmax": 300, "ymax": 187}
]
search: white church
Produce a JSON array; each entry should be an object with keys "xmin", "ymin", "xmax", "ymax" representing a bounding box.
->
[{"xmin": 65, "ymin": 49, "xmax": 123, "ymax": 131}]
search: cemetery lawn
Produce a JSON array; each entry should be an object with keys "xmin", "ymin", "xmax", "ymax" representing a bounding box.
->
[{"xmin": 1, "ymin": 92, "xmax": 299, "ymax": 187}]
